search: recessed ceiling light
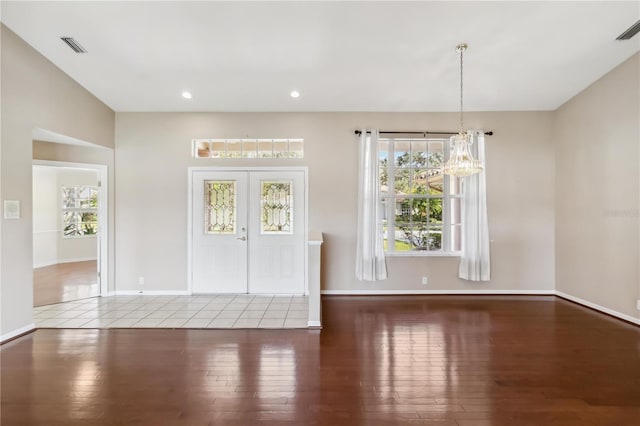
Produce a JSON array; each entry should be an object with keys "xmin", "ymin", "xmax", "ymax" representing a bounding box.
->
[
  {"xmin": 182, "ymin": 91, "xmax": 193, "ymax": 99},
  {"xmin": 290, "ymin": 90, "xmax": 300, "ymax": 98}
]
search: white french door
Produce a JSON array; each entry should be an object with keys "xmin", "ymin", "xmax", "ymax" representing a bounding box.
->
[{"xmin": 191, "ymin": 169, "xmax": 306, "ymax": 294}]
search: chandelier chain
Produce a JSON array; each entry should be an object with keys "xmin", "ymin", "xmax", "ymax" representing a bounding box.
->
[{"xmin": 460, "ymin": 46, "xmax": 464, "ymax": 133}]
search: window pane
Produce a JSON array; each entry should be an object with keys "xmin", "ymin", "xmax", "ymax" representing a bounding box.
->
[
  {"xmin": 81, "ymin": 221, "xmax": 98, "ymax": 235},
  {"xmin": 428, "ymin": 226, "xmax": 443, "ymax": 251},
  {"xmin": 63, "ymin": 211, "xmax": 81, "ymax": 237},
  {"xmin": 258, "ymin": 141, "xmax": 273, "ymax": 158},
  {"xmin": 62, "ymin": 187, "xmax": 77, "ymax": 208},
  {"xmin": 394, "ymin": 140, "xmax": 411, "ymax": 167},
  {"xmin": 411, "ymin": 141, "xmax": 428, "ymax": 168},
  {"xmin": 273, "ymin": 140, "xmax": 288, "ymax": 157},
  {"xmin": 227, "ymin": 140, "xmax": 242, "ymax": 158},
  {"xmin": 429, "ymin": 198, "xmax": 443, "ymax": 224},
  {"xmin": 392, "ymin": 223, "xmax": 412, "ymax": 252},
  {"xmin": 196, "ymin": 141, "xmax": 211, "ymax": 158},
  {"xmin": 394, "ymin": 168, "xmax": 411, "ymax": 194},
  {"xmin": 211, "ymin": 141, "xmax": 226, "ymax": 158},
  {"xmin": 426, "ymin": 170, "xmax": 443, "ymax": 194},
  {"xmin": 428, "ymin": 141, "xmax": 444, "ymax": 168},
  {"xmin": 261, "ymin": 180, "xmax": 292, "ymax": 234},
  {"xmin": 78, "ymin": 186, "xmax": 91, "ymax": 199},
  {"xmin": 398, "ymin": 222, "xmax": 426, "ymax": 251},
  {"xmin": 411, "ymin": 169, "xmax": 428, "ymax": 194},
  {"xmin": 205, "ymin": 181, "xmax": 236, "ymax": 234},
  {"xmin": 79, "ymin": 187, "xmax": 97, "ymax": 208},
  {"xmin": 395, "ymin": 197, "xmax": 411, "ymax": 223},
  {"xmin": 289, "ymin": 140, "xmax": 304, "ymax": 158},
  {"xmin": 81, "ymin": 212, "xmax": 97, "ymax": 223},
  {"xmin": 242, "ymin": 140, "xmax": 257, "ymax": 158},
  {"xmin": 410, "ymin": 198, "xmax": 428, "ymax": 223}
]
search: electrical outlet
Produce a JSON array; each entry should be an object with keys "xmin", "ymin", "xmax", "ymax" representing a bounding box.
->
[
  {"xmin": 138, "ymin": 277, "xmax": 144, "ymax": 286},
  {"xmin": 636, "ymin": 300, "xmax": 640, "ymax": 311},
  {"xmin": 421, "ymin": 276, "xmax": 428, "ymax": 285}
]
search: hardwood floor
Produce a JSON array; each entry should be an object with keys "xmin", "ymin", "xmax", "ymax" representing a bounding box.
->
[
  {"xmin": 33, "ymin": 261, "xmax": 98, "ymax": 307},
  {"xmin": 2, "ymin": 295, "xmax": 639, "ymax": 425}
]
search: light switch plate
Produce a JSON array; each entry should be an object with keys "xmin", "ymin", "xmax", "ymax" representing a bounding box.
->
[{"xmin": 3, "ymin": 200, "xmax": 21, "ymax": 219}]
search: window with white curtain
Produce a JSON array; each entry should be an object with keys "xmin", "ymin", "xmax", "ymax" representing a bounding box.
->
[{"xmin": 379, "ymin": 138, "xmax": 463, "ymax": 255}]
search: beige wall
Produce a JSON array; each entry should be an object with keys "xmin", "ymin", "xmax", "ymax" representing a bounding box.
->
[
  {"xmin": 1, "ymin": 24, "xmax": 114, "ymax": 338},
  {"xmin": 555, "ymin": 53, "xmax": 640, "ymax": 321},
  {"xmin": 115, "ymin": 111, "xmax": 555, "ymax": 293},
  {"xmin": 32, "ymin": 166, "xmax": 58, "ymax": 267}
]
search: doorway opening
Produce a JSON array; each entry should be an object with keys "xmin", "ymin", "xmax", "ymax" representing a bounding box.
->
[{"xmin": 32, "ymin": 162, "xmax": 108, "ymax": 307}]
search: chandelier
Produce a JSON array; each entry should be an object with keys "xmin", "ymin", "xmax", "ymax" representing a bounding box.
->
[{"xmin": 443, "ymin": 43, "xmax": 484, "ymax": 177}]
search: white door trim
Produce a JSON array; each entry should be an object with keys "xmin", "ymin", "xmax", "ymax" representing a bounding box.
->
[
  {"xmin": 187, "ymin": 167, "xmax": 309, "ymax": 295},
  {"xmin": 32, "ymin": 160, "xmax": 109, "ymax": 297}
]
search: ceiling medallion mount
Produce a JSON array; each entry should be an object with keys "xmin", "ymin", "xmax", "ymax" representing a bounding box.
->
[{"xmin": 443, "ymin": 42, "xmax": 484, "ymax": 178}]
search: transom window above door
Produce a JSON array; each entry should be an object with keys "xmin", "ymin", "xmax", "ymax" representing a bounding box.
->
[{"xmin": 193, "ymin": 139, "xmax": 304, "ymax": 159}]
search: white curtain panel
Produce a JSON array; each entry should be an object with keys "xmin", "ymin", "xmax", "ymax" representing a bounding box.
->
[
  {"xmin": 459, "ymin": 131, "xmax": 491, "ymax": 281},
  {"xmin": 356, "ymin": 129, "xmax": 388, "ymax": 281}
]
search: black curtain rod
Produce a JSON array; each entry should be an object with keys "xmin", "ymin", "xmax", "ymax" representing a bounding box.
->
[{"xmin": 354, "ymin": 130, "xmax": 493, "ymax": 136}]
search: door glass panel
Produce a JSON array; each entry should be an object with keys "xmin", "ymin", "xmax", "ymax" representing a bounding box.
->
[
  {"xmin": 261, "ymin": 180, "xmax": 293, "ymax": 234},
  {"xmin": 205, "ymin": 180, "xmax": 236, "ymax": 234}
]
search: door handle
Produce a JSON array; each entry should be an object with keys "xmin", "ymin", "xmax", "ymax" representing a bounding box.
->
[{"xmin": 236, "ymin": 236, "xmax": 247, "ymax": 241}]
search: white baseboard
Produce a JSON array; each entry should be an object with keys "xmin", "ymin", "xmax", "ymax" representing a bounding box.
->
[
  {"xmin": 1, "ymin": 323, "xmax": 36, "ymax": 343},
  {"xmin": 35, "ymin": 257, "xmax": 98, "ymax": 268},
  {"xmin": 58, "ymin": 257, "xmax": 98, "ymax": 264},
  {"xmin": 33, "ymin": 260, "xmax": 58, "ymax": 268},
  {"xmin": 321, "ymin": 289, "xmax": 556, "ymax": 295},
  {"xmin": 114, "ymin": 290, "xmax": 191, "ymax": 296},
  {"xmin": 555, "ymin": 291, "xmax": 640, "ymax": 325}
]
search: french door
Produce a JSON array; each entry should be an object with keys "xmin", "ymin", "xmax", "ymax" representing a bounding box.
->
[{"xmin": 192, "ymin": 169, "xmax": 305, "ymax": 294}]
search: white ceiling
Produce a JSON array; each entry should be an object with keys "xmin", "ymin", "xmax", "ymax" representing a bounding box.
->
[{"xmin": 2, "ymin": 1, "xmax": 639, "ymax": 112}]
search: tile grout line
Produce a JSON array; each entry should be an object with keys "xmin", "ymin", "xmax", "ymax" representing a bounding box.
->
[{"xmin": 34, "ymin": 294, "xmax": 308, "ymax": 330}]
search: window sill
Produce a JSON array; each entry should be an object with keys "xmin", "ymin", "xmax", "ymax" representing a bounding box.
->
[{"xmin": 385, "ymin": 251, "xmax": 461, "ymax": 258}]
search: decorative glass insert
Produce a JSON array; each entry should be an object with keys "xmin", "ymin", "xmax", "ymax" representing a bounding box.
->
[
  {"xmin": 193, "ymin": 139, "xmax": 304, "ymax": 159},
  {"xmin": 205, "ymin": 181, "xmax": 236, "ymax": 234},
  {"xmin": 62, "ymin": 186, "xmax": 98, "ymax": 237},
  {"xmin": 261, "ymin": 180, "xmax": 293, "ymax": 234}
]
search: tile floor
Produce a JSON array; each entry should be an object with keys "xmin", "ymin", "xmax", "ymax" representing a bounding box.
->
[{"xmin": 33, "ymin": 294, "xmax": 309, "ymax": 329}]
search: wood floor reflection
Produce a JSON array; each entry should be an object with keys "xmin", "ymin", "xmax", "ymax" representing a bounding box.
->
[
  {"xmin": 2, "ymin": 296, "xmax": 639, "ymax": 425},
  {"xmin": 33, "ymin": 261, "xmax": 98, "ymax": 307}
]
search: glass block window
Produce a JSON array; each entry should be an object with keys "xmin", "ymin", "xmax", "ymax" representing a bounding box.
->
[
  {"xmin": 261, "ymin": 180, "xmax": 293, "ymax": 234},
  {"xmin": 380, "ymin": 138, "xmax": 463, "ymax": 254},
  {"xmin": 205, "ymin": 181, "xmax": 236, "ymax": 234},
  {"xmin": 193, "ymin": 139, "xmax": 304, "ymax": 159},
  {"xmin": 62, "ymin": 186, "xmax": 98, "ymax": 237}
]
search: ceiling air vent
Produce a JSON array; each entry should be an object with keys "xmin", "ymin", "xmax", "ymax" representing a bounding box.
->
[
  {"xmin": 616, "ymin": 19, "xmax": 640, "ymax": 40},
  {"xmin": 60, "ymin": 37, "xmax": 87, "ymax": 53}
]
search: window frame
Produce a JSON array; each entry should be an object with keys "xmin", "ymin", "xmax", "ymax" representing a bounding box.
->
[
  {"xmin": 61, "ymin": 185, "xmax": 99, "ymax": 239},
  {"xmin": 380, "ymin": 137, "xmax": 463, "ymax": 257},
  {"xmin": 192, "ymin": 138, "xmax": 304, "ymax": 159}
]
